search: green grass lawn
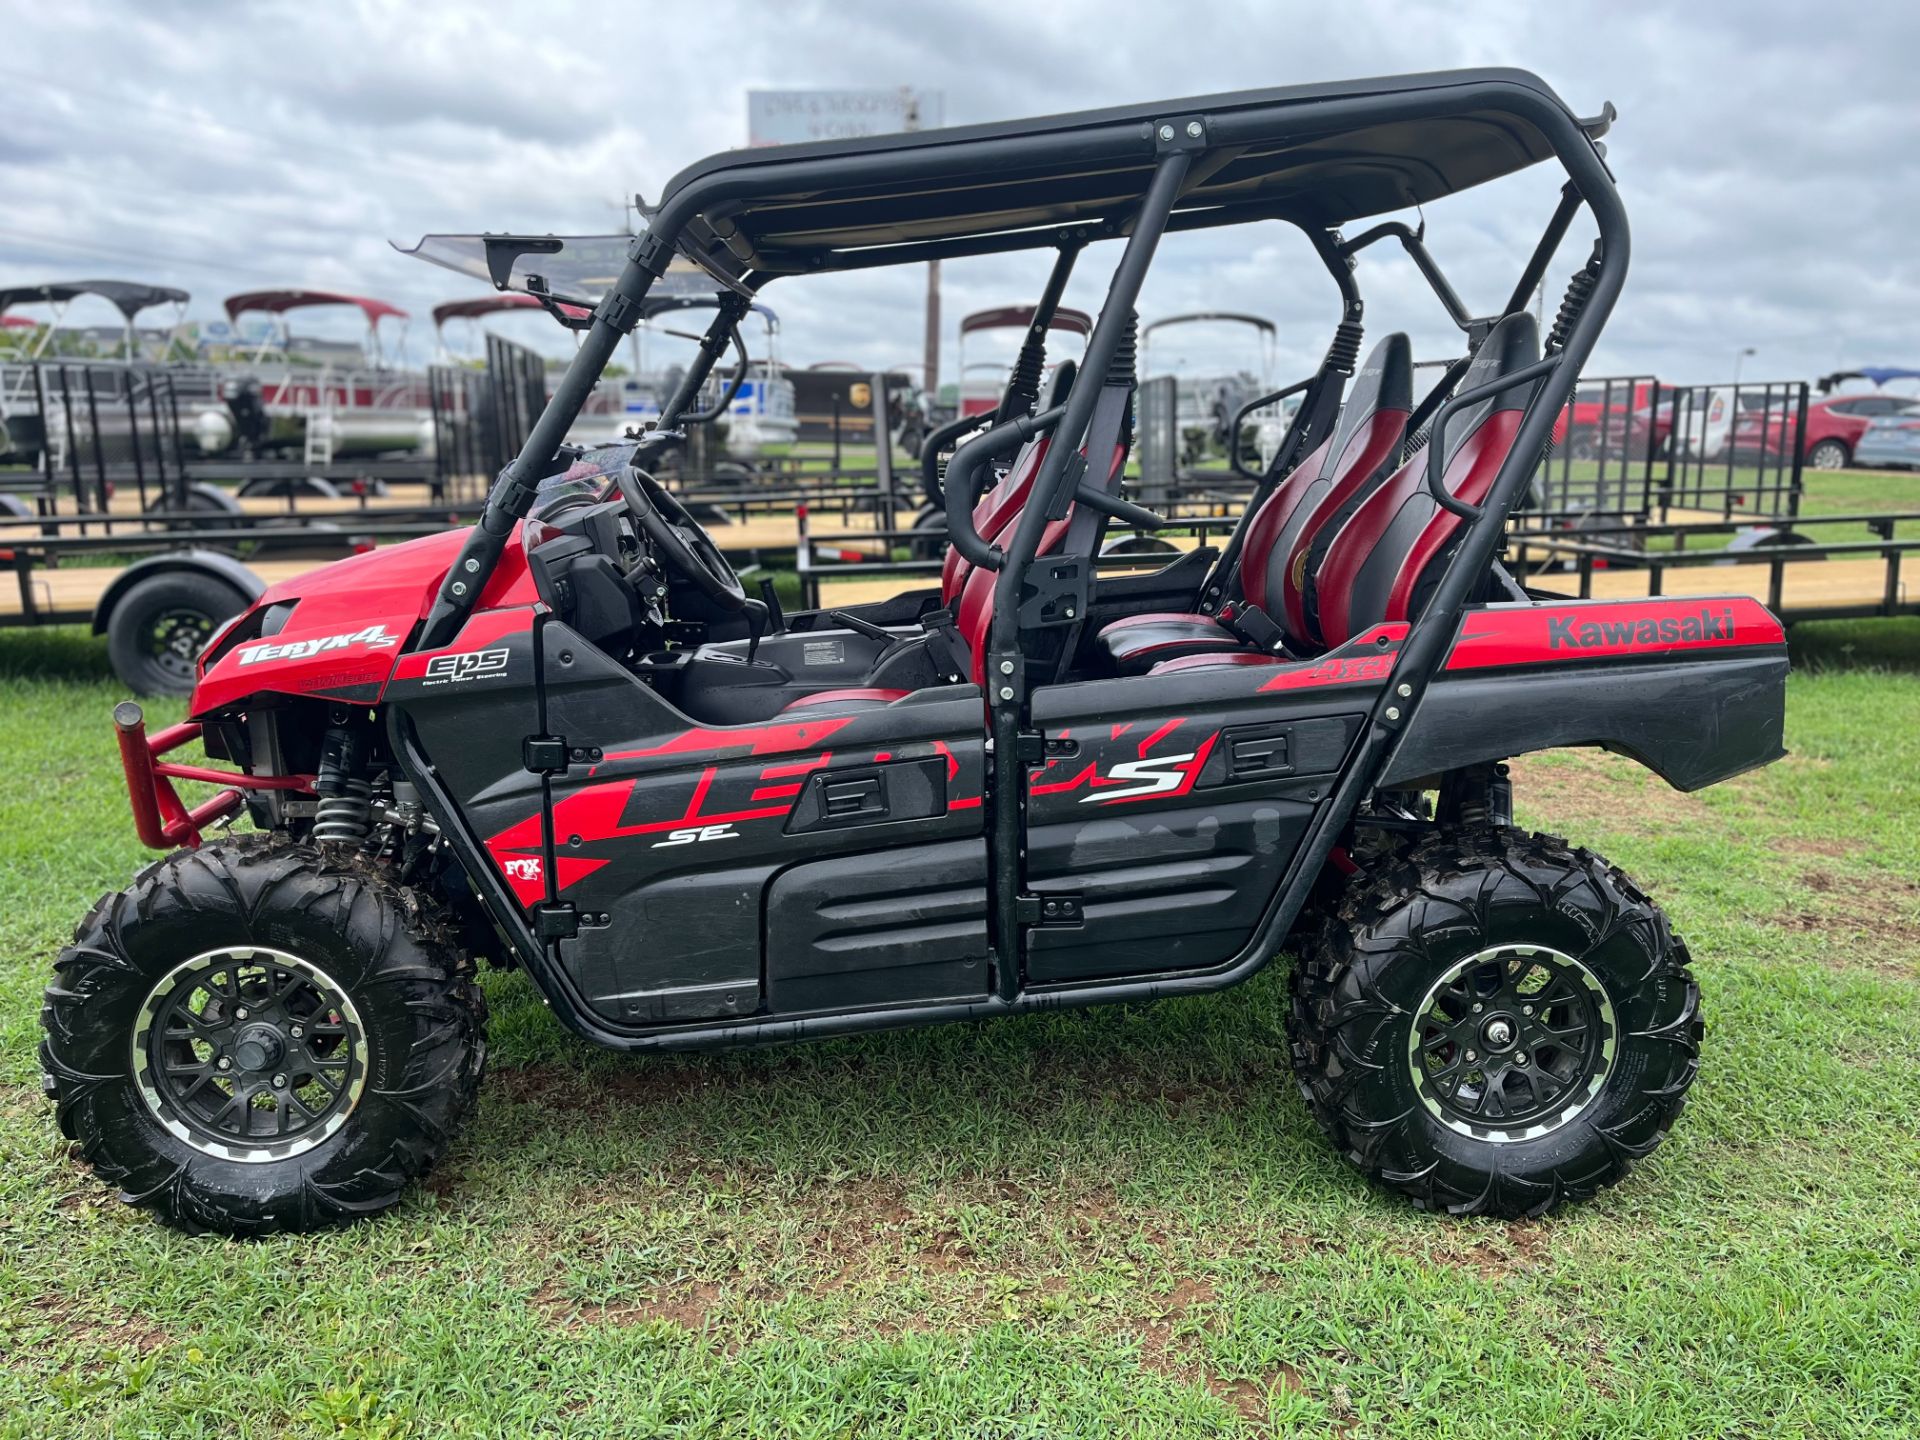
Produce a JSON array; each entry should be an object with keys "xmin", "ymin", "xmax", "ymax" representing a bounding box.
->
[{"xmin": 2, "ymin": 612, "xmax": 1918, "ymax": 1434}]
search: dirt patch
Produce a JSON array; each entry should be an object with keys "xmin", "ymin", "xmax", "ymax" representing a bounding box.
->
[
  {"xmin": 15, "ymin": 1292, "xmax": 170, "ymax": 1360},
  {"xmin": 1508, "ymin": 751, "xmax": 1709, "ymax": 837},
  {"xmin": 1206, "ymin": 1364, "xmax": 1306, "ymax": 1421},
  {"xmin": 1777, "ymin": 836, "xmax": 1858, "ymax": 860},
  {"xmin": 1419, "ymin": 1218, "xmax": 1554, "ymax": 1280},
  {"xmin": 1132, "ymin": 1274, "xmax": 1222, "ymax": 1380},
  {"xmin": 529, "ymin": 1277, "xmax": 723, "ymax": 1333},
  {"xmin": 1777, "ymin": 868, "xmax": 1920, "ymax": 969}
]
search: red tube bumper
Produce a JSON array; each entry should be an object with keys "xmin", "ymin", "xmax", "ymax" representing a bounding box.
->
[{"xmin": 113, "ymin": 702, "xmax": 315, "ymax": 850}]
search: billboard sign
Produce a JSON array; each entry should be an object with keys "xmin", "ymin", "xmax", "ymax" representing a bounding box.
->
[{"xmin": 747, "ymin": 88, "xmax": 944, "ymax": 146}]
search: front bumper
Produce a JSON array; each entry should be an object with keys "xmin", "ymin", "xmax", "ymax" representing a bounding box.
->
[{"xmin": 113, "ymin": 702, "xmax": 315, "ymax": 850}]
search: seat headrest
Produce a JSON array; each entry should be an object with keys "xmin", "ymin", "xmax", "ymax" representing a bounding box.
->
[
  {"xmin": 1324, "ymin": 333, "xmax": 1412, "ymax": 468},
  {"xmin": 1443, "ymin": 312, "xmax": 1541, "ymax": 468},
  {"xmin": 1040, "ymin": 358, "xmax": 1078, "ymax": 410}
]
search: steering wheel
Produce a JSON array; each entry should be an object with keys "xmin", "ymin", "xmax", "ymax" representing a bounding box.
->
[{"xmin": 613, "ymin": 465, "xmax": 747, "ymax": 611}]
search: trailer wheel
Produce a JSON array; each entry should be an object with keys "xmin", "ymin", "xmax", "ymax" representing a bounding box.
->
[
  {"xmin": 40, "ymin": 835, "xmax": 487, "ymax": 1235},
  {"xmin": 908, "ymin": 503, "xmax": 947, "ymax": 560},
  {"xmin": 1289, "ymin": 827, "xmax": 1701, "ymax": 1217},
  {"xmin": 237, "ymin": 474, "xmax": 340, "ymax": 500},
  {"xmin": 105, "ymin": 571, "xmax": 251, "ymax": 696}
]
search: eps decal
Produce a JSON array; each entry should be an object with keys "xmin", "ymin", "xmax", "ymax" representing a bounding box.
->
[{"xmin": 424, "ymin": 648, "xmax": 511, "ymax": 683}]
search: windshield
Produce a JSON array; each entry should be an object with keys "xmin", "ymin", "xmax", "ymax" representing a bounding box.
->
[{"xmin": 394, "ymin": 234, "xmax": 723, "ymax": 306}]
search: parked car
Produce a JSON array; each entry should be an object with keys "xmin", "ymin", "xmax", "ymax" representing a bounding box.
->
[
  {"xmin": 1799, "ymin": 391, "xmax": 1920, "ymax": 469},
  {"xmin": 1551, "ymin": 378, "xmax": 1659, "ymax": 458},
  {"xmin": 1852, "ymin": 402, "xmax": 1920, "ymax": 470}
]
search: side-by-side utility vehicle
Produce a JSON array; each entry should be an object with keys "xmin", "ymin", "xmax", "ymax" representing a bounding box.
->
[{"xmin": 43, "ymin": 70, "xmax": 1788, "ymax": 1234}]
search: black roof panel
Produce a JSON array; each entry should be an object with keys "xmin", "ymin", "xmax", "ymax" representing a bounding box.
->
[{"xmin": 654, "ymin": 69, "xmax": 1601, "ymax": 281}]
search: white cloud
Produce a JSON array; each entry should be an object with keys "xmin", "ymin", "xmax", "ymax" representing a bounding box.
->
[{"xmin": 3, "ymin": 0, "xmax": 1913, "ymax": 387}]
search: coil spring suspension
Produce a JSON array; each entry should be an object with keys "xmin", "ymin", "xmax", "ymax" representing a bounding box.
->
[
  {"xmin": 1105, "ymin": 310, "xmax": 1139, "ymax": 389},
  {"xmin": 312, "ymin": 722, "xmax": 372, "ymax": 846},
  {"xmin": 1549, "ymin": 246, "xmax": 1604, "ymax": 354},
  {"xmin": 1003, "ymin": 337, "xmax": 1047, "ymax": 416},
  {"xmin": 1326, "ymin": 319, "xmax": 1365, "ymax": 376},
  {"xmin": 313, "ymin": 779, "xmax": 374, "ymax": 844}
]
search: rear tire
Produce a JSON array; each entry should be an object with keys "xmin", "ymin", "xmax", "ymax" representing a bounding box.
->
[
  {"xmin": 41, "ymin": 836, "xmax": 487, "ymax": 1235},
  {"xmin": 104, "ymin": 571, "xmax": 251, "ymax": 696},
  {"xmin": 1288, "ymin": 827, "xmax": 1701, "ymax": 1217}
]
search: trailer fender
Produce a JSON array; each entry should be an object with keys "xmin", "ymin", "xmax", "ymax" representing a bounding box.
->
[
  {"xmin": 182, "ymin": 483, "xmax": 244, "ymax": 515},
  {"xmin": 1382, "ymin": 651, "xmax": 1789, "ymax": 793},
  {"xmin": 91, "ymin": 550, "xmax": 265, "ymax": 636}
]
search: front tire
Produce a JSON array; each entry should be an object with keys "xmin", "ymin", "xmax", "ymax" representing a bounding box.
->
[
  {"xmin": 1288, "ymin": 827, "xmax": 1701, "ymax": 1217},
  {"xmin": 41, "ymin": 836, "xmax": 486, "ymax": 1234}
]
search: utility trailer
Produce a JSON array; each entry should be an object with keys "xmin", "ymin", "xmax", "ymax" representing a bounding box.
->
[
  {"xmin": 0, "ymin": 516, "xmax": 462, "ymax": 693},
  {"xmin": 1510, "ymin": 511, "xmax": 1920, "ymax": 622}
]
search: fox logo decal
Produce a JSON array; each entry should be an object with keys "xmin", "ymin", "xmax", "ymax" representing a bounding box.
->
[{"xmin": 1547, "ymin": 608, "xmax": 1733, "ymax": 649}]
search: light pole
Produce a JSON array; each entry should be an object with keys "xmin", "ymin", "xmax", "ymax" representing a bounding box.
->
[{"xmin": 1732, "ymin": 346, "xmax": 1757, "ymax": 389}]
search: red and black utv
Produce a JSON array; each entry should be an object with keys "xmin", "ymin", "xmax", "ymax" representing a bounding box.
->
[{"xmin": 44, "ymin": 69, "xmax": 1788, "ymax": 1234}]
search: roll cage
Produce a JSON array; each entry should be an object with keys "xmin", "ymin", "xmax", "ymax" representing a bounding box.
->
[{"xmin": 400, "ymin": 67, "xmax": 1630, "ymax": 1044}]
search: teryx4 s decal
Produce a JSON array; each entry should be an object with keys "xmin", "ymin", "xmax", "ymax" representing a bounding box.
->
[{"xmin": 236, "ymin": 624, "xmax": 398, "ymax": 666}]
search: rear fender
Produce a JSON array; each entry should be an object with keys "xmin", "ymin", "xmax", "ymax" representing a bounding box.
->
[{"xmin": 1384, "ymin": 597, "xmax": 1789, "ymax": 792}]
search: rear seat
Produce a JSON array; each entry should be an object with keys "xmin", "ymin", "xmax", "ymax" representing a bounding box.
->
[
  {"xmin": 1148, "ymin": 313, "xmax": 1541, "ymax": 674},
  {"xmin": 1098, "ymin": 333, "xmax": 1412, "ymax": 670}
]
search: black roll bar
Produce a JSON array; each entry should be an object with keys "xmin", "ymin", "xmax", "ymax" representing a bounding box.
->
[
  {"xmin": 1340, "ymin": 220, "xmax": 1473, "ymax": 332},
  {"xmin": 917, "ymin": 411, "xmax": 997, "ymax": 509},
  {"xmin": 938, "ymin": 404, "xmax": 1067, "ymax": 570},
  {"xmin": 1504, "ymin": 182, "xmax": 1586, "ymax": 318},
  {"xmin": 658, "ymin": 292, "xmax": 753, "ymax": 429},
  {"xmin": 984, "ymin": 144, "xmax": 1192, "ymax": 1002},
  {"xmin": 1420, "ymin": 355, "xmax": 1564, "ymax": 518},
  {"xmin": 996, "ymin": 242, "xmax": 1084, "ymax": 425}
]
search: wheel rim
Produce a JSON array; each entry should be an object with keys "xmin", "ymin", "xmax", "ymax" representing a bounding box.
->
[
  {"xmin": 132, "ymin": 946, "xmax": 368, "ymax": 1162},
  {"xmin": 143, "ymin": 606, "xmax": 217, "ymax": 683},
  {"xmin": 1406, "ymin": 944, "xmax": 1616, "ymax": 1143},
  {"xmin": 1810, "ymin": 443, "xmax": 1845, "ymax": 469}
]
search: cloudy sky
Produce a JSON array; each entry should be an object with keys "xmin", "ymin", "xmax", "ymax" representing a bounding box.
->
[{"xmin": 5, "ymin": 1, "xmax": 1916, "ymax": 391}]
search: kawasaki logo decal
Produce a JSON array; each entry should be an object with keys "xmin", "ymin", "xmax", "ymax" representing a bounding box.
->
[
  {"xmin": 237, "ymin": 624, "xmax": 399, "ymax": 666},
  {"xmin": 1547, "ymin": 608, "xmax": 1733, "ymax": 649}
]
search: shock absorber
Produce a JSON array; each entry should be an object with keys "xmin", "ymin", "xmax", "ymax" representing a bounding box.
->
[
  {"xmin": 1326, "ymin": 318, "xmax": 1365, "ymax": 377},
  {"xmin": 1548, "ymin": 243, "xmax": 1604, "ymax": 355},
  {"xmin": 311, "ymin": 724, "xmax": 372, "ymax": 845}
]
